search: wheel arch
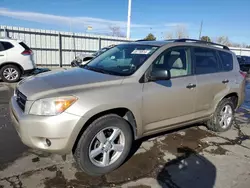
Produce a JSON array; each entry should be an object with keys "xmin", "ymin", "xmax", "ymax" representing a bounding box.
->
[
  {"xmin": 0, "ymin": 62, "xmax": 24, "ymax": 74},
  {"xmin": 207, "ymin": 92, "xmax": 238, "ymax": 132},
  {"xmin": 221, "ymin": 92, "xmax": 239, "ymax": 109},
  {"xmin": 72, "ymin": 107, "xmax": 138, "ymax": 153},
  {"xmin": 213, "ymin": 91, "xmax": 239, "ymax": 112}
]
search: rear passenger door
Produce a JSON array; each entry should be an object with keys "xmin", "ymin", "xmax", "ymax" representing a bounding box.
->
[
  {"xmin": 193, "ymin": 47, "xmax": 230, "ymax": 118},
  {"xmin": 142, "ymin": 46, "xmax": 197, "ymax": 132}
]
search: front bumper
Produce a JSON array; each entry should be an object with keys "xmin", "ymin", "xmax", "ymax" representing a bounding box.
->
[{"xmin": 10, "ymin": 96, "xmax": 82, "ymax": 154}]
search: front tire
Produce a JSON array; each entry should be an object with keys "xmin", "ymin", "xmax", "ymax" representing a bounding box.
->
[
  {"xmin": 207, "ymin": 98, "xmax": 235, "ymax": 132},
  {"xmin": 0, "ymin": 65, "xmax": 21, "ymax": 83},
  {"xmin": 73, "ymin": 114, "xmax": 133, "ymax": 176}
]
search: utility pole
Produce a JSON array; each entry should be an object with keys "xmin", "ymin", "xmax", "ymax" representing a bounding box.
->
[
  {"xmin": 198, "ymin": 20, "xmax": 203, "ymax": 40},
  {"xmin": 126, "ymin": 0, "xmax": 132, "ymax": 40}
]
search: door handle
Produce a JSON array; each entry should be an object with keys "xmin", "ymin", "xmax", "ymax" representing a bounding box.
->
[
  {"xmin": 222, "ymin": 79, "xmax": 229, "ymax": 84},
  {"xmin": 186, "ymin": 83, "xmax": 196, "ymax": 89},
  {"xmin": 0, "ymin": 55, "xmax": 4, "ymax": 56}
]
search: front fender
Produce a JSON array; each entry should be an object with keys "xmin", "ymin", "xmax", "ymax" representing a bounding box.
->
[{"xmin": 65, "ymin": 103, "xmax": 143, "ymax": 153}]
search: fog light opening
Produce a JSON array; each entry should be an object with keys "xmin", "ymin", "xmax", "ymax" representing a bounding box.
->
[{"xmin": 45, "ymin": 138, "xmax": 51, "ymax": 147}]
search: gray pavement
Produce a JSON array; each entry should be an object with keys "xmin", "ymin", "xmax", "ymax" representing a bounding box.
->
[{"xmin": 0, "ymin": 79, "xmax": 250, "ymax": 188}]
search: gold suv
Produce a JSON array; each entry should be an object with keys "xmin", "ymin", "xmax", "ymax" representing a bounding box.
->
[{"xmin": 10, "ymin": 39, "xmax": 246, "ymax": 176}]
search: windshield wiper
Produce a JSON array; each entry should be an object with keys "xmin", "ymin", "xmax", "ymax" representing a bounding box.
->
[
  {"xmin": 83, "ymin": 65, "xmax": 129, "ymax": 76},
  {"xmin": 83, "ymin": 65, "xmax": 114, "ymax": 75}
]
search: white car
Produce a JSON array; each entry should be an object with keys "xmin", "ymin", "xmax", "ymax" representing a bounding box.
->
[
  {"xmin": 71, "ymin": 45, "xmax": 116, "ymax": 67},
  {"xmin": 0, "ymin": 38, "xmax": 36, "ymax": 83}
]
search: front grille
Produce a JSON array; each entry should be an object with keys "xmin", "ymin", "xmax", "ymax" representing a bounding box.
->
[{"xmin": 16, "ymin": 89, "xmax": 27, "ymax": 111}]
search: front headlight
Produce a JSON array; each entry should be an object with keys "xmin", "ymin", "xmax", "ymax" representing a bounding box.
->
[{"xmin": 29, "ymin": 96, "xmax": 77, "ymax": 116}]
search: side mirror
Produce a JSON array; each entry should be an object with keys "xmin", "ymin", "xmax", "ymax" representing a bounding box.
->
[{"xmin": 148, "ymin": 69, "xmax": 171, "ymax": 81}]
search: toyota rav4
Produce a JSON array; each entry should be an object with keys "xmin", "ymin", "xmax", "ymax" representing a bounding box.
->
[{"xmin": 10, "ymin": 39, "xmax": 246, "ymax": 176}]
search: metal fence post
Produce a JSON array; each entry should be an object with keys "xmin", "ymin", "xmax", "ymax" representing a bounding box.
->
[
  {"xmin": 98, "ymin": 38, "xmax": 101, "ymax": 50},
  {"xmin": 58, "ymin": 33, "xmax": 62, "ymax": 67},
  {"xmin": 4, "ymin": 26, "xmax": 8, "ymax": 38}
]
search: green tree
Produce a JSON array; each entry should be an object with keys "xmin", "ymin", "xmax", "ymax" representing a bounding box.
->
[
  {"xmin": 200, "ymin": 36, "xmax": 211, "ymax": 42},
  {"xmin": 144, "ymin": 33, "xmax": 156, "ymax": 41}
]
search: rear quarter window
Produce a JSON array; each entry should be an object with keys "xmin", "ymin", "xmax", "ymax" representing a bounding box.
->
[
  {"xmin": 218, "ymin": 51, "xmax": 233, "ymax": 71},
  {"xmin": 0, "ymin": 41, "xmax": 14, "ymax": 51}
]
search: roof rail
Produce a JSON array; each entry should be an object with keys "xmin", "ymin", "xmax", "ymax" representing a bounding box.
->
[
  {"xmin": 134, "ymin": 39, "xmax": 151, "ymax": 42},
  {"xmin": 166, "ymin": 38, "xmax": 230, "ymax": 50}
]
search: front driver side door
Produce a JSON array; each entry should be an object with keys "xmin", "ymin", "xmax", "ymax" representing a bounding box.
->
[{"xmin": 142, "ymin": 46, "xmax": 197, "ymax": 133}]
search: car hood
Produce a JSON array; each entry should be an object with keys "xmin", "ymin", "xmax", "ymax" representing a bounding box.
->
[{"xmin": 17, "ymin": 68, "xmax": 124, "ymax": 100}]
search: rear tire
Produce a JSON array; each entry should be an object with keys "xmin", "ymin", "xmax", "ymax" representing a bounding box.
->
[
  {"xmin": 207, "ymin": 98, "xmax": 235, "ymax": 132},
  {"xmin": 0, "ymin": 64, "xmax": 21, "ymax": 83},
  {"xmin": 73, "ymin": 114, "xmax": 133, "ymax": 176}
]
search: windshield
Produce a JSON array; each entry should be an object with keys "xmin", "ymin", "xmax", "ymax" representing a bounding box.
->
[
  {"xmin": 92, "ymin": 47, "xmax": 110, "ymax": 56},
  {"xmin": 84, "ymin": 44, "xmax": 159, "ymax": 76}
]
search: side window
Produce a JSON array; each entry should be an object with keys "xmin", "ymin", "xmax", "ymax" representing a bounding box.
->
[
  {"xmin": 1, "ymin": 42, "xmax": 14, "ymax": 51},
  {"xmin": 246, "ymin": 57, "xmax": 250, "ymax": 63},
  {"xmin": 194, "ymin": 47, "xmax": 221, "ymax": 75},
  {"xmin": 0, "ymin": 42, "xmax": 4, "ymax": 52},
  {"xmin": 152, "ymin": 47, "xmax": 192, "ymax": 78},
  {"xmin": 218, "ymin": 51, "xmax": 233, "ymax": 71}
]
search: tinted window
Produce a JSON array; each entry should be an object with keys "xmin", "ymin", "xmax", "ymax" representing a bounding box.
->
[
  {"xmin": 19, "ymin": 42, "xmax": 30, "ymax": 50},
  {"xmin": 218, "ymin": 51, "xmax": 233, "ymax": 71},
  {"xmin": 92, "ymin": 47, "xmax": 110, "ymax": 56},
  {"xmin": 194, "ymin": 47, "xmax": 221, "ymax": 74},
  {"xmin": 1, "ymin": 42, "xmax": 14, "ymax": 51},
  {"xmin": 0, "ymin": 42, "xmax": 4, "ymax": 51},
  {"xmin": 152, "ymin": 47, "xmax": 192, "ymax": 77},
  {"xmin": 237, "ymin": 57, "xmax": 244, "ymax": 64},
  {"xmin": 245, "ymin": 56, "xmax": 250, "ymax": 63}
]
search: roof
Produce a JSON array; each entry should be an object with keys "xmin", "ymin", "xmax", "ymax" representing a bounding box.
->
[
  {"xmin": 126, "ymin": 38, "xmax": 230, "ymax": 51},
  {"xmin": 131, "ymin": 40, "xmax": 171, "ymax": 47},
  {"xmin": 0, "ymin": 38, "xmax": 22, "ymax": 43}
]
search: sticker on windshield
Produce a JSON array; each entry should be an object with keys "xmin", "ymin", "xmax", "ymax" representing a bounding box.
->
[{"xmin": 131, "ymin": 49, "xmax": 151, "ymax": 55}]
